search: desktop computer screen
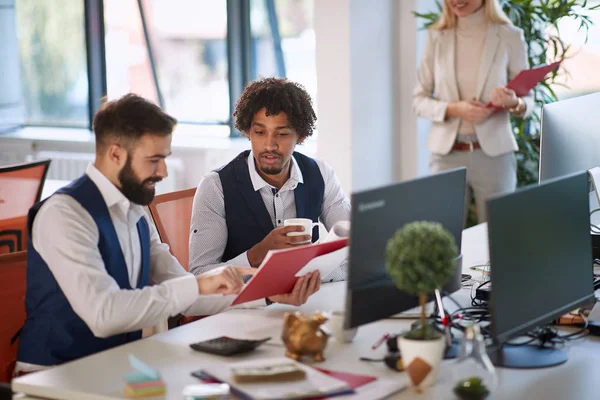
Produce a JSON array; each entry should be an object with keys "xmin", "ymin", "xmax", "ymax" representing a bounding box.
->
[
  {"xmin": 345, "ymin": 168, "xmax": 466, "ymax": 329},
  {"xmin": 487, "ymin": 172, "xmax": 595, "ymax": 368},
  {"xmin": 539, "ymin": 92, "xmax": 600, "ymax": 260},
  {"xmin": 539, "ymin": 92, "xmax": 600, "ymax": 183}
]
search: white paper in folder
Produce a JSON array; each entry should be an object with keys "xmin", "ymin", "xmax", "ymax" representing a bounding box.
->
[{"xmin": 295, "ymin": 221, "xmax": 350, "ymax": 277}]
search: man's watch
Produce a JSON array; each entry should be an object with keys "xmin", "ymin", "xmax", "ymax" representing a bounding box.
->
[{"xmin": 507, "ymin": 97, "xmax": 526, "ymax": 115}]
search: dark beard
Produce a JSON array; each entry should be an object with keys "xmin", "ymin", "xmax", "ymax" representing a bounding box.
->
[
  {"xmin": 118, "ymin": 158, "xmax": 161, "ymax": 205},
  {"xmin": 260, "ymin": 165, "xmax": 284, "ymax": 175},
  {"xmin": 258, "ymin": 152, "xmax": 286, "ymax": 175}
]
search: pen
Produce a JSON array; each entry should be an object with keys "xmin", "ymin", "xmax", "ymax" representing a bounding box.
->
[
  {"xmin": 371, "ymin": 333, "xmax": 390, "ymax": 350},
  {"xmin": 435, "ymin": 288, "xmax": 452, "ymax": 347}
]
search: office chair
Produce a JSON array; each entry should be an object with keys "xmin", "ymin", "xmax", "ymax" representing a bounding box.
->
[
  {"xmin": 0, "ymin": 216, "xmax": 27, "ymax": 256},
  {"xmin": 149, "ymin": 188, "xmax": 200, "ymax": 327},
  {"xmin": 148, "ymin": 188, "xmax": 196, "ymax": 271},
  {"xmin": 0, "ymin": 251, "xmax": 27, "ymax": 383},
  {"xmin": 0, "ymin": 159, "xmax": 51, "ymax": 254},
  {"xmin": 0, "ymin": 159, "xmax": 51, "ymax": 220}
]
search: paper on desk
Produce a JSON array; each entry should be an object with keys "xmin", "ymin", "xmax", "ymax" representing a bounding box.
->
[
  {"xmin": 125, "ymin": 354, "xmax": 161, "ymax": 383},
  {"xmin": 317, "ymin": 220, "xmax": 350, "ymax": 243},
  {"xmin": 200, "ymin": 357, "xmax": 351, "ymax": 400},
  {"xmin": 295, "ymin": 221, "xmax": 350, "ymax": 278}
]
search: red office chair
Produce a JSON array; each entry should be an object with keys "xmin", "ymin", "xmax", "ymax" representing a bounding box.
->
[
  {"xmin": 0, "ymin": 251, "xmax": 27, "ymax": 383},
  {"xmin": 0, "ymin": 216, "xmax": 28, "ymax": 255},
  {"xmin": 0, "ymin": 160, "xmax": 51, "ymax": 255},
  {"xmin": 149, "ymin": 188, "xmax": 201, "ymax": 326},
  {"xmin": 0, "ymin": 159, "xmax": 51, "ymax": 220},
  {"xmin": 148, "ymin": 188, "xmax": 196, "ymax": 271}
]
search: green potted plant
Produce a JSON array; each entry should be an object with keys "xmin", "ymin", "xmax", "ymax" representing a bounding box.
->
[{"xmin": 385, "ymin": 221, "xmax": 458, "ymax": 388}]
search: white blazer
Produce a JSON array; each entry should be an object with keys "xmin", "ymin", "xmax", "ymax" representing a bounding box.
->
[{"xmin": 413, "ymin": 23, "xmax": 534, "ymax": 157}]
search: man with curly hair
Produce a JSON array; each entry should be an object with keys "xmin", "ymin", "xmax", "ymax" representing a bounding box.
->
[{"xmin": 189, "ymin": 78, "xmax": 350, "ymax": 306}]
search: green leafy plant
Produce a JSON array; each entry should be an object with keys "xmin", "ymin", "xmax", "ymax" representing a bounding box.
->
[
  {"xmin": 415, "ymin": 0, "xmax": 599, "ymax": 224},
  {"xmin": 385, "ymin": 221, "xmax": 458, "ymax": 340},
  {"xmin": 454, "ymin": 376, "xmax": 490, "ymax": 400}
]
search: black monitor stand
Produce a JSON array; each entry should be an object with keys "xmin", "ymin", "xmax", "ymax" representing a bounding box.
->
[{"xmin": 487, "ymin": 344, "xmax": 567, "ymax": 368}]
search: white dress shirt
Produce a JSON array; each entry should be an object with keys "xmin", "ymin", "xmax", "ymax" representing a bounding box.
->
[
  {"xmin": 189, "ymin": 152, "xmax": 351, "ymax": 281},
  {"xmin": 17, "ymin": 164, "xmax": 261, "ymax": 373}
]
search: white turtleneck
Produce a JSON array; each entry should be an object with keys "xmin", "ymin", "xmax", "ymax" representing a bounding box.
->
[{"xmin": 455, "ymin": 7, "xmax": 487, "ymax": 135}]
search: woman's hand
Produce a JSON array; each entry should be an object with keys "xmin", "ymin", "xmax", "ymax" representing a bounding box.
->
[
  {"xmin": 447, "ymin": 101, "xmax": 492, "ymax": 124},
  {"xmin": 490, "ymin": 87, "xmax": 518, "ymax": 109}
]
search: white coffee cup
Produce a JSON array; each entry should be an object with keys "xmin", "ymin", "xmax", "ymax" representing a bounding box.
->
[
  {"xmin": 327, "ymin": 311, "xmax": 358, "ymax": 343},
  {"xmin": 284, "ymin": 218, "xmax": 318, "ymax": 244}
]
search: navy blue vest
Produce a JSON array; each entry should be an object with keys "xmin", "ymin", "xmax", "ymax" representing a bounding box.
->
[
  {"xmin": 218, "ymin": 150, "xmax": 324, "ymax": 262},
  {"xmin": 17, "ymin": 175, "xmax": 150, "ymax": 366}
]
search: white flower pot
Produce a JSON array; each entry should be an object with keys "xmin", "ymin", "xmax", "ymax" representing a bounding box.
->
[{"xmin": 398, "ymin": 334, "xmax": 445, "ymax": 388}]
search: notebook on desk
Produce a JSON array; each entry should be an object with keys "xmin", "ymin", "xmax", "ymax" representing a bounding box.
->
[{"xmin": 196, "ymin": 357, "xmax": 355, "ymax": 400}]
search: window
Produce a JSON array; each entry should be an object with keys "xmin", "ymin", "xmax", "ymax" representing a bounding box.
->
[
  {"xmin": 104, "ymin": 0, "xmax": 159, "ymax": 105},
  {"xmin": 15, "ymin": 0, "xmax": 89, "ymax": 127},
  {"xmin": 10, "ymin": 0, "xmax": 317, "ymax": 137},
  {"xmin": 550, "ymin": 0, "xmax": 600, "ymax": 100},
  {"xmin": 104, "ymin": 0, "xmax": 230, "ymax": 125},
  {"xmin": 250, "ymin": 0, "xmax": 317, "ymax": 111}
]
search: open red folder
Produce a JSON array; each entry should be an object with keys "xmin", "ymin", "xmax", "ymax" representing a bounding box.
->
[
  {"xmin": 485, "ymin": 61, "xmax": 561, "ymax": 109},
  {"xmin": 231, "ymin": 238, "xmax": 348, "ymax": 306},
  {"xmin": 313, "ymin": 368, "xmax": 377, "ymax": 391}
]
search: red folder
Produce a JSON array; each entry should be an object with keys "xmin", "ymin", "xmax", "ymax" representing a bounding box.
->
[
  {"xmin": 313, "ymin": 368, "xmax": 377, "ymax": 389},
  {"xmin": 485, "ymin": 61, "xmax": 561, "ymax": 109},
  {"xmin": 310, "ymin": 368, "xmax": 377, "ymax": 400},
  {"xmin": 231, "ymin": 238, "xmax": 348, "ymax": 306}
]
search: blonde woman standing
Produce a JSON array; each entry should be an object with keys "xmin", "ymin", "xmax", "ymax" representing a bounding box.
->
[{"xmin": 413, "ymin": 0, "xmax": 533, "ymax": 223}]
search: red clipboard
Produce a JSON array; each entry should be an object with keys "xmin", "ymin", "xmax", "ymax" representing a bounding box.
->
[
  {"xmin": 231, "ymin": 238, "xmax": 348, "ymax": 306},
  {"xmin": 485, "ymin": 61, "xmax": 561, "ymax": 109}
]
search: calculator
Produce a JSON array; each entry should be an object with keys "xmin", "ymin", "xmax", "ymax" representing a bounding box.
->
[{"xmin": 189, "ymin": 336, "xmax": 271, "ymax": 356}]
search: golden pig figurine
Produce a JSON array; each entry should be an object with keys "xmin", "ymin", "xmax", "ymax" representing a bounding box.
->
[{"xmin": 282, "ymin": 312, "xmax": 329, "ymax": 362}]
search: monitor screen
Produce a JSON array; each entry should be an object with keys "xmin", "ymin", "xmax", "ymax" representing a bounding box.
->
[
  {"xmin": 345, "ymin": 167, "xmax": 466, "ymax": 329},
  {"xmin": 539, "ymin": 92, "xmax": 600, "ymax": 184},
  {"xmin": 487, "ymin": 172, "xmax": 595, "ymax": 344}
]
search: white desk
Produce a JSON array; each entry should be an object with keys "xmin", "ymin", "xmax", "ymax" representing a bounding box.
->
[{"xmin": 12, "ymin": 224, "xmax": 600, "ymax": 399}]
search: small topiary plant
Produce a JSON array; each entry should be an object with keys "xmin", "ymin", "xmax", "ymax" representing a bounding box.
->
[{"xmin": 386, "ymin": 221, "xmax": 458, "ymax": 339}]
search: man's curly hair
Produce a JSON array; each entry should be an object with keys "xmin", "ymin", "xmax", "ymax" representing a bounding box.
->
[{"xmin": 233, "ymin": 77, "xmax": 316, "ymax": 140}]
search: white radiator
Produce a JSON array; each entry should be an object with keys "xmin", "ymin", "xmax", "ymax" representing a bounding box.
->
[
  {"xmin": 37, "ymin": 151, "xmax": 93, "ymax": 181},
  {"xmin": 35, "ymin": 151, "xmax": 183, "ymax": 194}
]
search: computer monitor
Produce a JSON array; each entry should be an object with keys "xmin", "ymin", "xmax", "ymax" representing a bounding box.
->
[
  {"xmin": 345, "ymin": 167, "xmax": 466, "ymax": 329},
  {"xmin": 487, "ymin": 172, "xmax": 595, "ymax": 368},
  {"xmin": 539, "ymin": 92, "xmax": 600, "ymax": 259},
  {"xmin": 539, "ymin": 92, "xmax": 600, "ymax": 184}
]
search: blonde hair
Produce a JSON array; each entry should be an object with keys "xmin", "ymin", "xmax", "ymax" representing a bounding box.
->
[{"xmin": 433, "ymin": 0, "xmax": 512, "ymax": 30}]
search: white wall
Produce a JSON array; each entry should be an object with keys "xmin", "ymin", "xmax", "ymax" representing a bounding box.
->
[
  {"xmin": 315, "ymin": 0, "xmax": 397, "ymax": 195},
  {"xmin": 314, "ymin": 1, "xmax": 352, "ymax": 194},
  {"xmin": 415, "ymin": 0, "xmax": 439, "ymax": 177},
  {"xmin": 350, "ymin": 0, "xmax": 396, "ymax": 192},
  {"xmin": 315, "ymin": 0, "xmax": 435, "ymax": 195},
  {"xmin": 396, "ymin": 0, "xmax": 419, "ymax": 180}
]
